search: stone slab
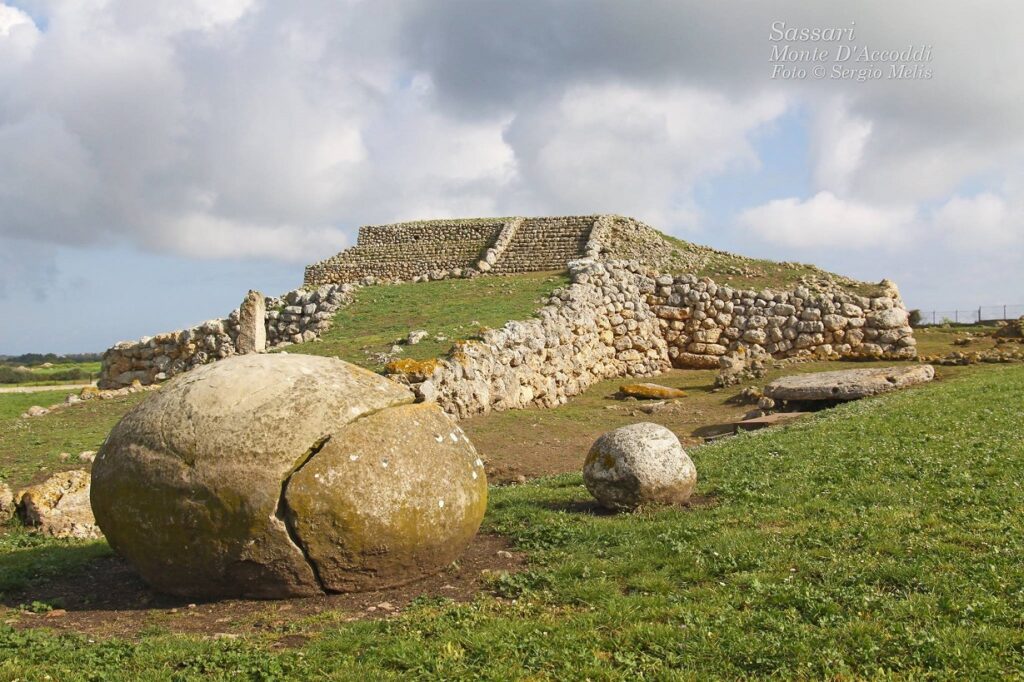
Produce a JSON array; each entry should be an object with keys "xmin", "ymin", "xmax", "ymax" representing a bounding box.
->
[{"xmin": 764, "ymin": 365, "xmax": 934, "ymax": 402}]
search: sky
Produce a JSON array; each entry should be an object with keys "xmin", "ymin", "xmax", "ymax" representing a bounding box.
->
[{"xmin": 1, "ymin": 0, "xmax": 1022, "ymax": 354}]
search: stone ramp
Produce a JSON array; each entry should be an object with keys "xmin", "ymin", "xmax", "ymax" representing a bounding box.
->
[{"xmin": 490, "ymin": 216, "xmax": 595, "ymax": 273}]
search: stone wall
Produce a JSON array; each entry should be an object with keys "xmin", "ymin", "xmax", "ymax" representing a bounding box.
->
[
  {"xmin": 98, "ymin": 284, "xmax": 356, "ymax": 389},
  {"xmin": 304, "ymin": 218, "xmax": 505, "ymax": 285},
  {"xmin": 488, "ymin": 216, "xmax": 595, "ymax": 274},
  {"xmin": 305, "ymin": 215, "xmax": 619, "ymax": 286},
  {"xmin": 388, "ymin": 259, "xmax": 917, "ymax": 419},
  {"xmin": 303, "ymin": 214, "xmax": 785, "ymax": 287}
]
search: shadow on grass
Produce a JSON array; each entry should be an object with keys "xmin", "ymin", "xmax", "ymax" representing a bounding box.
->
[
  {"xmin": 538, "ymin": 492, "xmax": 718, "ymax": 516},
  {"xmin": 0, "ymin": 542, "xmax": 190, "ymax": 612}
]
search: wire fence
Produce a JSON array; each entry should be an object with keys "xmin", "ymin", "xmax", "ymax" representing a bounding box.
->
[{"xmin": 915, "ymin": 304, "xmax": 1024, "ymax": 326}]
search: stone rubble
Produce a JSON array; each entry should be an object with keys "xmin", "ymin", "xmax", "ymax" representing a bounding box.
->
[{"xmin": 15, "ymin": 469, "xmax": 102, "ymax": 539}]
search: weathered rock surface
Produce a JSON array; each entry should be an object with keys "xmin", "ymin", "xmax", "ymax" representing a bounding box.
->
[
  {"xmin": 90, "ymin": 353, "xmax": 486, "ymax": 599},
  {"xmin": 764, "ymin": 365, "xmax": 935, "ymax": 401},
  {"xmin": 236, "ymin": 289, "xmax": 266, "ymax": 354},
  {"xmin": 619, "ymin": 383, "xmax": 687, "ymax": 400},
  {"xmin": 583, "ymin": 423, "xmax": 697, "ymax": 511},
  {"xmin": 286, "ymin": 402, "xmax": 487, "ymax": 593},
  {"xmin": 0, "ymin": 481, "xmax": 15, "ymax": 522},
  {"xmin": 18, "ymin": 470, "xmax": 101, "ymax": 539},
  {"xmin": 406, "ymin": 330, "xmax": 429, "ymax": 345}
]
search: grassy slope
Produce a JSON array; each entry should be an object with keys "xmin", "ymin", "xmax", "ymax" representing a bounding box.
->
[
  {"xmin": 281, "ymin": 271, "xmax": 569, "ymax": 371},
  {"xmin": 657, "ymin": 234, "xmax": 883, "ymax": 296},
  {"xmin": 2, "ymin": 364, "xmax": 1022, "ymax": 679},
  {"xmin": 0, "ymin": 391, "xmax": 148, "ymax": 488}
]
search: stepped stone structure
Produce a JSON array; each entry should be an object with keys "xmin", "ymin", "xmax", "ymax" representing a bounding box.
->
[
  {"xmin": 101, "ymin": 215, "xmax": 918, "ymax": 407},
  {"xmin": 303, "ymin": 214, "xmax": 701, "ymax": 286}
]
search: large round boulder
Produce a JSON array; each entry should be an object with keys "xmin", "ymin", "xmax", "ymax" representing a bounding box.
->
[
  {"xmin": 583, "ymin": 423, "xmax": 696, "ymax": 511},
  {"xmin": 90, "ymin": 354, "xmax": 487, "ymax": 599}
]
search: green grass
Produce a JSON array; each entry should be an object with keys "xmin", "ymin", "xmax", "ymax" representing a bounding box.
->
[
  {"xmin": 656, "ymin": 234, "xmax": 882, "ymax": 296},
  {"xmin": 0, "ymin": 391, "xmax": 146, "ymax": 488},
  {"xmin": 284, "ymin": 271, "xmax": 570, "ymax": 371},
  {"xmin": 0, "ymin": 361, "xmax": 100, "ymax": 386},
  {"xmin": 0, "ymin": 528, "xmax": 112, "ymax": 599},
  {"xmin": 1, "ymin": 364, "xmax": 1021, "ymax": 678}
]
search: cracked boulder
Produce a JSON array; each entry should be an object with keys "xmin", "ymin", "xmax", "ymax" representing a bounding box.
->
[{"xmin": 90, "ymin": 353, "xmax": 487, "ymax": 599}]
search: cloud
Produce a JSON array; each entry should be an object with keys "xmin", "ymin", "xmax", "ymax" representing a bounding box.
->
[
  {"xmin": 810, "ymin": 98, "xmax": 872, "ymax": 194},
  {"xmin": 929, "ymin": 193, "xmax": 1020, "ymax": 250},
  {"xmin": 0, "ymin": 0, "xmax": 1020, "ymax": 301},
  {"xmin": 738, "ymin": 191, "xmax": 916, "ymax": 249},
  {"xmin": 502, "ymin": 83, "xmax": 786, "ymax": 229}
]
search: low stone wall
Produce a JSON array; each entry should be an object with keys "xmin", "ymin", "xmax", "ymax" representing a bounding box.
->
[
  {"xmin": 388, "ymin": 259, "xmax": 917, "ymax": 419},
  {"xmin": 99, "ymin": 284, "xmax": 356, "ymax": 389}
]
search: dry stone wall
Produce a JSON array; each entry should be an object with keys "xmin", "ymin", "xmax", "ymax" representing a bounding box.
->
[
  {"xmin": 99, "ymin": 284, "xmax": 356, "ymax": 389},
  {"xmin": 304, "ymin": 219, "xmax": 504, "ymax": 285},
  {"xmin": 305, "ymin": 215, "xmax": 621, "ymax": 286},
  {"xmin": 389, "ymin": 259, "xmax": 917, "ymax": 419},
  {"xmin": 489, "ymin": 216, "xmax": 595, "ymax": 273}
]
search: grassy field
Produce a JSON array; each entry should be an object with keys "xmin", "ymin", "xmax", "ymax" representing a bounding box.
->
[
  {"xmin": 0, "ymin": 361, "xmax": 100, "ymax": 386},
  {"xmin": 281, "ymin": 271, "xmax": 569, "ymax": 371},
  {"xmin": 1, "ymin": 364, "xmax": 1021, "ymax": 678},
  {"xmin": 0, "ymin": 391, "xmax": 148, "ymax": 488}
]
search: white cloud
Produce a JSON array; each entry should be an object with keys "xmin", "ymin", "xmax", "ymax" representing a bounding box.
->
[
  {"xmin": 929, "ymin": 193, "xmax": 1020, "ymax": 250},
  {"xmin": 810, "ymin": 98, "xmax": 872, "ymax": 194},
  {"xmin": 738, "ymin": 191, "xmax": 916, "ymax": 249},
  {"xmin": 504, "ymin": 83, "xmax": 787, "ymax": 230}
]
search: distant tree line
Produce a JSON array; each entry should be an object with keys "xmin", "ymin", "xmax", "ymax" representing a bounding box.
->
[{"xmin": 0, "ymin": 352, "xmax": 101, "ymax": 366}]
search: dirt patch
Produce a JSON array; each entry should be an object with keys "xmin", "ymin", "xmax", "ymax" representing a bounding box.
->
[
  {"xmin": 2, "ymin": 534, "xmax": 524, "ymax": 640},
  {"xmin": 467, "ymin": 362, "xmax": 972, "ymax": 485}
]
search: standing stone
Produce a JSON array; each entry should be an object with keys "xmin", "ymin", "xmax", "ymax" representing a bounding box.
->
[{"xmin": 236, "ymin": 289, "xmax": 266, "ymax": 354}]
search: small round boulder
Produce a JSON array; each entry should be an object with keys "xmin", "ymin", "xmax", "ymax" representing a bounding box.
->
[
  {"xmin": 583, "ymin": 423, "xmax": 696, "ymax": 511},
  {"xmin": 90, "ymin": 354, "xmax": 487, "ymax": 599}
]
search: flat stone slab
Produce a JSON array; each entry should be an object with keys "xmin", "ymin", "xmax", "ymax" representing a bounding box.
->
[
  {"xmin": 734, "ymin": 412, "xmax": 811, "ymax": 432},
  {"xmin": 764, "ymin": 365, "xmax": 935, "ymax": 402}
]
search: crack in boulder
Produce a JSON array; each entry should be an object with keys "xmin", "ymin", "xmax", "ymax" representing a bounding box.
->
[{"xmin": 276, "ymin": 435, "xmax": 331, "ymax": 592}]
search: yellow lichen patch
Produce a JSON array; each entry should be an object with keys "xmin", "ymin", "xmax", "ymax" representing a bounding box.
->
[
  {"xmin": 385, "ymin": 357, "xmax": 441, "ymax": 382},
  {"xmin": 619, "ymin": 383, "xmax": 687, "ymax": 400}
]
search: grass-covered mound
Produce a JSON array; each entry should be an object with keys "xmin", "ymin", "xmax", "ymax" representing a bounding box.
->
[
  {"xmin": 282, "ymin": 271, "xmax": 570, "ymax": 371},
  {"xmin": 1, "ymin": 364, "xmax": 1021, "ymax": 679}
]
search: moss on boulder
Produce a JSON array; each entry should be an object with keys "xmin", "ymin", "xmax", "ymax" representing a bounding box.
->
[{"xmin": 90, "ymin": 354, "xmax": 486, "ymax": 599}]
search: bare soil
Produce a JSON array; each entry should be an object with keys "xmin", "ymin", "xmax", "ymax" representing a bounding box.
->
[{"xmin": 2, "ymin": 534, "xmax": 524, "ymax": 640}]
